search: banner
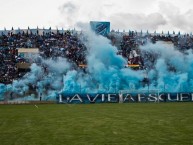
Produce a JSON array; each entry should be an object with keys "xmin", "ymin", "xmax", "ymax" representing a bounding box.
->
[
  {"xmin": 57, "ymin": 93, "xmax": 193, "ymax": 104},
  {"xmin": 90, "ymin": 21, "xmax": 110, "ymax": 36}
]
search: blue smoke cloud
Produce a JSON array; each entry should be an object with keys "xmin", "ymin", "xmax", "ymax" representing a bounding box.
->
[
  {"xmin": 85, "ymin": 28, "xmax": 143, "ymax": 92},
  {"xmin": 140, "ymin": 41, "xmax": 193, "ymax": 92}
]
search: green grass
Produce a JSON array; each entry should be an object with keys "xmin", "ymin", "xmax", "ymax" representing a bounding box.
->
[{"xmin": 0, "ymin": 103, "xmax": 193, "ymax": 145}]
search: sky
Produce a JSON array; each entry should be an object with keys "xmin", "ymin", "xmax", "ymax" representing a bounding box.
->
[{"xmin": 0, "ymin": 0, "xmax": 193, "ymax": 33}]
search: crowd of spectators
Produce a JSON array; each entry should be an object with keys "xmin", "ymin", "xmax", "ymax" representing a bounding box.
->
[
  {"xmin": 1, "ymin": 28, "xmax": 193, "ymax": 84},
  {"xmin": 112, "ymin": 30, "xmax": 193, "ymax": 70},
  {"xmin": 0, "ymin": 47, "xmax": 17, "ymax": 83},
  {"xmin": 38, "ymin": 30, "xmax": 87, "ymax": 65},
  {"xmin": 0, "ymin": 29, "xmax": 87, "ymax": 84}
]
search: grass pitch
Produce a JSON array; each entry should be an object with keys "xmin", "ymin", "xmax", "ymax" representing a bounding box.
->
[{"xmin": 0, "ymin": 103, "xmax": 193, "ymax": 145}]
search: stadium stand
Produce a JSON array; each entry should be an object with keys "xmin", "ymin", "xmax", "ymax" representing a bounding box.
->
[{"xmin": 0, "ymin": 28, "xmax": 193, "ymax": 84}]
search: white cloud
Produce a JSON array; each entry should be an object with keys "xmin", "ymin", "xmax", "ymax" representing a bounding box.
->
[
  {"xmin": 56, "ymin": 0, "xmax": 193, "ymax": 32},
  {"xmin": 158, "ymin": 2, "xmax": 193, "ymax": 32},
  {"xmin": 108, "ymin": 12, "xmax": 166, "ymax": 31},
  {"xmin": 58, "ymin": 2, "xmax": 78, "ymax": 28},
  {"xmin": 0, "ymin": 0, "xmax": 193, "ymax": 32}
]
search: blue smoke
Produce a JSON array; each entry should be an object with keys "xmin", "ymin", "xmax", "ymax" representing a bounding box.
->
[
  {"xmin": 62, "ymin": 28, "xmax": 143, "ymax": 94},
  {"xmin": 58, "ymin": 27, "xmax": 143, "ymax": 95},
  {"xmin": 0, "ymin": 84, "xmax": 6, "ymax": 100},
  {"xmin": 140, "ymin": 41, "xmax": 193, "ymax": 92}
]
